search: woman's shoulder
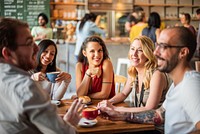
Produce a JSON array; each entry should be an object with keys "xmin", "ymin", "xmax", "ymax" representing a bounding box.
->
[
  {"xmin": 152, "ymin": 70, "xmax": 166, "ymax": 79},
  {"xmin": 76, "ymin": 62, "xmax": 84, "ymax": 69},
  {"xmin": 102, "ymin": 59, "xmax": 113, "ymax": 65},
  {"xmin": 102, "ymin": 59, "xmax": 113, "ymax": 69}
]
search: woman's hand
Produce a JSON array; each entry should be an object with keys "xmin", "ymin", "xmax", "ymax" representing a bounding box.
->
[
  {"xmin": 55, "ymin": 72, "xmax": 71, "ymax": 83},
  {"xmin": 97, "ymin": 100, "xmax": 115, "ymax": 110},
  {"xmin": 99, "ymin": 106, "xmax": 127, "ymax": 121},
  {"xmin": 86, "ymin": 67, "xmax": 101, "ymax": 78},
  {"xmin": 31, "ymin": 72, "xmax": 47, "ymax": 81}
]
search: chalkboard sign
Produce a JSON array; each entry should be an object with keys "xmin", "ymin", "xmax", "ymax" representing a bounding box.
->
[{"xmin": 0, "ymin": 0, "xmax": 50, "ymax": 29}]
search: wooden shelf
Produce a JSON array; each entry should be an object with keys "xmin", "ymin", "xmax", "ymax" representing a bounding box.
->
[
  {"xmin": 50, "ymin": 2, "xmax": 86, "ymax": 6},
  {"xmin": 50, "ymin": 17, "xmax": 80, "ymax": 21},
  {"xmin": 162, "ymin": 18, "xmax": 199, "ymax": 21},
  {"xmin": 134, "ymin": 4, "xmax": 198, "ymax": 8}
]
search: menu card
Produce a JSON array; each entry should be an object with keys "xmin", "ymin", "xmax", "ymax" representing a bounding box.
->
[{"xmin": 1, "ymin": 0, "xmax": 50, "ymax": 28}]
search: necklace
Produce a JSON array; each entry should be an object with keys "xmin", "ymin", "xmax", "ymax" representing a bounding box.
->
[{"xmin": 134, "ymin": 75, "xmax": 145, "ymax": 107}]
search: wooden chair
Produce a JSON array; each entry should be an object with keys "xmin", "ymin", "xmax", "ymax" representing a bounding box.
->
[
  {"xmin": 195, "ymin": 61, "xmax": 200, "ymax": 72},
  {"xmin": 114, "ymin": 75, "xmax": 127, "ymax": 93}
]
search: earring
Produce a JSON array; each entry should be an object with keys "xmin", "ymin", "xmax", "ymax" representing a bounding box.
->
[{"xmin": 50, "ymin": 62, "xmax": 53, "ymax": 66}]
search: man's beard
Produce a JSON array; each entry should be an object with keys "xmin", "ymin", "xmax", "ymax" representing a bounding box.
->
[
  {"xmin": 156, "ymin": 54, "xmax": 179, "ymax": 73},
  {"xmin": 39, "ymin": 23, "xmax": 46, "ymax": 27}
]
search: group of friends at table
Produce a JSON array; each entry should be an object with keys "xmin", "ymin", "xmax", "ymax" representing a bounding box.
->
[{"xmin": 0, "ymin": 15, "xmax": 200, "ymax": 134}]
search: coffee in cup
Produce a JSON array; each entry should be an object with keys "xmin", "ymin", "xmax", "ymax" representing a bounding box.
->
[
  {"xmin": 82, "ymin": 106, "xmax": 98, "ymax": 120},
  {"xmin": 46, "ymin": 71, "xmax": 60, "ymax": 83}
]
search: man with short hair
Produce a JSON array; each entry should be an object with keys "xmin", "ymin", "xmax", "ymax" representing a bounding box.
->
[
  {"xmin": 99, "ymin": 27, "xmax": 200, "ymax": 133},
  {"xmin": 31, "ymin": 13, "xmax": 53, "ymax": 45},
  {"xmin": 0, "ymin": 17, "xmax": 83, "ymax": 134}
]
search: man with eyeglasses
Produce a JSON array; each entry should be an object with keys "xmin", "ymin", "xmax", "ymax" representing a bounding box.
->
[
  {"xmin": 0, "ymin": 18, "xmax": 83, "ymax": 133},
  {"xmin": 99, "ymin": 27, "xmax": 200, "ymax": 133}
]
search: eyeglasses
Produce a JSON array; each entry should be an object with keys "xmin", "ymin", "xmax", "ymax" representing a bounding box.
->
[
  {"xmin": 18, "ymin": 41, "xmax": 35, "ymax": 47},
  {"xmin": 155, "ymin": 42, "xmax": 185, "ymax": 52}
]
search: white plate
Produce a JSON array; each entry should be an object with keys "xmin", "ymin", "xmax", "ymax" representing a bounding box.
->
[
  {"xmin": 78, "ymin": 118, "xmax": 97, "ymax": 127},
  {"xmin": 51, "ymin": 100, "xmax": 61, "ymax": 106}
]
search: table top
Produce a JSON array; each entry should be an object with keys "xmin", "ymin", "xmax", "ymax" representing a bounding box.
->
[{"xmin": 57, "ymin": 99, "xmax": 155, "ymax": 134}]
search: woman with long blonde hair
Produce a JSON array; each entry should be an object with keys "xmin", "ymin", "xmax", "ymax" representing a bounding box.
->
[{"xmin": 98, "ymin": 36, "xmax": 171, "ymax": 113}]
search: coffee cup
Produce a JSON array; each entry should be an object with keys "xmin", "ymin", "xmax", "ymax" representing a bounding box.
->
[
  {"xmin": 82, "ymin": 106, "xmax": 98, "ymax": 120},
  {"xmin": 46, "ymin": 71, "xmax": 60, "ymax": 83}
]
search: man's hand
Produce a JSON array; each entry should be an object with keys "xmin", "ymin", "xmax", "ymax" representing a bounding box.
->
[{"xmin": 63, "ymin": 99, "xmax": 84, "ymax": 126}]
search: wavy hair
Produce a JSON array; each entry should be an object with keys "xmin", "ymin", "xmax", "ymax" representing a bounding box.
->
[{"xmin": 128, "ymin": 36, "xmax": 157, "ymax": 89}]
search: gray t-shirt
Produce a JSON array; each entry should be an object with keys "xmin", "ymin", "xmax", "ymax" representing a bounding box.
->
[{"xmin": 0, "ymin": 63, "xmax": 75, "ymax": 134}]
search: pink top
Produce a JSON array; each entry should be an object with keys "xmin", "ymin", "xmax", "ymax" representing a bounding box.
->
[{"xmin": 82, "ymin": 63, "xmax": 115, "ymax": 98}]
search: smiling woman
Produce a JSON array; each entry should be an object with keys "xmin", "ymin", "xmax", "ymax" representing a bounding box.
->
[
  {"xmin": 75, "ymin": 35, "xmax": 115, "ymax": 99},
  {"xmin": 29, "ymin": 39, "xmax": 71, "ymax": 100}
]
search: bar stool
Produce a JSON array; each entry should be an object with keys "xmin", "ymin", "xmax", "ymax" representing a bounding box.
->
[{"xmin": 116, "ymin": 58, "xmax": 130, "ymax": 75}]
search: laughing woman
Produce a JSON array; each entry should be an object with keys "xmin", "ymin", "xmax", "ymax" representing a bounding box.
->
[
  {"xmin": 98, "ymin": 36, "xmax": 171, "ymax": 113},
  {"xmin": 30, "ymin": 39, "xmax": 71, "ymax": 100},
  {"xmin": 76, "ymin": 36, "xmax": 115, "ymax": 99}
]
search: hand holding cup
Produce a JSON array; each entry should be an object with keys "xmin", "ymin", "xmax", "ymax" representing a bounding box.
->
[{"xmin": 46, "ymin": 71, "xmax": 60, "ymax": 83}]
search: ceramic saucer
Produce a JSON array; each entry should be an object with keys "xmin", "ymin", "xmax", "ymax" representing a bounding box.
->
[{"xmin": 78, "ymin": 118, "xmax": 97, "ymax": 127}]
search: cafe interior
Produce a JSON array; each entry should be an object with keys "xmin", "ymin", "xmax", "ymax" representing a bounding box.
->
[{"xmin": 1, "ymin": 0, "xmax": 200, "ymax": 133}]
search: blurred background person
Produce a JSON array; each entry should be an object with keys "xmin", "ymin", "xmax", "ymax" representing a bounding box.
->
[
  {"xmin": 30, "ymin": 39, "xmax": 71, "ymax": 100},
  {"xmin": 31, "ymin": 13, "xmax": 53, "ymax": 45},
  {"xmin": 76, "ymin": 36, "xmax": 115, "ymax": 99},
  {"xmin": 125, "ymin": 14, "xmax": 137, "ymax": 33},
  {"xmin": 142, "ymin": 12, "xmax": 161, "ymax": 44},
  {"xmin": 180, "ymin": 13, "xmax": 196, "ymax": 36},
  {"xmin": 75, "ymin": 13, "xmax": 106, "ymax": 61},
  {"xmin": 129, "ymin": 11, "xmax": 147, "ymax": 43},
  {"xmin": 125, "ymin": 6, "xmax": 144, "ymax": 33}
]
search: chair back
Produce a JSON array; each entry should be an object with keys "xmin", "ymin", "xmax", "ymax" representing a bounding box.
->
[
  {"xmin": 195, "ymin": 61, "xmax": 200, "ymax": 72},
  {"xmin": 114, "ymin": 75, "xmax": 127, "ymax": 93}
]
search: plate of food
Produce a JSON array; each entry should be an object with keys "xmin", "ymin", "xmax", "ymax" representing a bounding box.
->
[
  {"xmin": 51, "ymin": 100, "xmax": 61, "ymax": 106},
  {"xmin": 78, "ymin": 96, "xmax": 92, "ymax": 105},
  {"xmin": 78, "ymin": 118, "xmax": 97, "ymax": 127}
]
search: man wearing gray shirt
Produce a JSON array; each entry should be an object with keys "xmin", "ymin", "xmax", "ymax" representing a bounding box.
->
[{"xmin": 0, "ymin": 17, "xmax": 83, "ymax": 134}]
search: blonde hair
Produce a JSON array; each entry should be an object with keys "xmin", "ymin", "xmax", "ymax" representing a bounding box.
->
[{"xmin": 128, "ymin": 36, "xmax": 157, "ymax": 89}]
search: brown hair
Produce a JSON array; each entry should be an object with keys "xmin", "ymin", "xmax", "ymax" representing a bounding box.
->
[{"xmin": 0, "ymin": 18, "xmax": 29, "ymax": 58}]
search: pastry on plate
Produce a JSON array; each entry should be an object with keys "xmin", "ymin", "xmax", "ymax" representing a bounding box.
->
[{"xmin": 79, "ymin": 96, "xmax": 92, "ymax": 104}]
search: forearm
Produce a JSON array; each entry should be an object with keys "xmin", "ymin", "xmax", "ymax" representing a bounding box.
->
[
  {"xmin": 125, "ymin": 110, "xmax": 163, "ymax": 126},
  {"xmin": 33, "ymin": 36, "xmax": 41, "ymax": 41},
  {"xmin": 76, "ymin": 75, "xmax": 91, "ymax": 96},
  {"xmin": 89, "ymin": 91, "xmax": 110, "ymax": 99},
  {"xmin": 53, "ymin": 81, "xmax": 70, "ymax": 100},
  {"xmin": 109, "ymin": 93, "xmax": 127, "ymax": 104},
  {"xmin": 115, "ymin": 106, "xmax": 150, "ymax": 113}
]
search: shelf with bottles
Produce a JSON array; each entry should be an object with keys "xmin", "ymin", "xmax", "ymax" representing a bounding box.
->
[
  {"xmin": 133, "ymin": 1, "xmax": 199, "ymax": 21},
  {"xmin": 50, "ymin": 1, "xmax": 86, "ymax": 5},
  {"xmin": 50, "ymin": 0, "xmax": 87, "ymax": 21},
  {"xmin": 134, "ymin": 4, "xmax": 199, "ymax": 8}
]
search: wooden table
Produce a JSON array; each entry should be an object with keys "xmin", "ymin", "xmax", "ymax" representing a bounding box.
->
[{"xmin": 57, "ymin": 99, "xmax": 155, "ymax": 134}]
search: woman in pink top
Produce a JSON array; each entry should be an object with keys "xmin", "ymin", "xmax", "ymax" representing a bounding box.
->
[{"xmin": 76, "ymin": 35, "xmax": 115, "ymax": 99}]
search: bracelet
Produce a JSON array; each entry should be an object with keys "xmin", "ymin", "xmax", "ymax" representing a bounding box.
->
[{"xmin": 85, "ymin": 72, "xmax": 91, "ymax": 77}]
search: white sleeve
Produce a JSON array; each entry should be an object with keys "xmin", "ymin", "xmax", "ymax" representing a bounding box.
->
[{"xmin": 182, "ymin": 72, "xmax": 200, "ymax": 125}]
